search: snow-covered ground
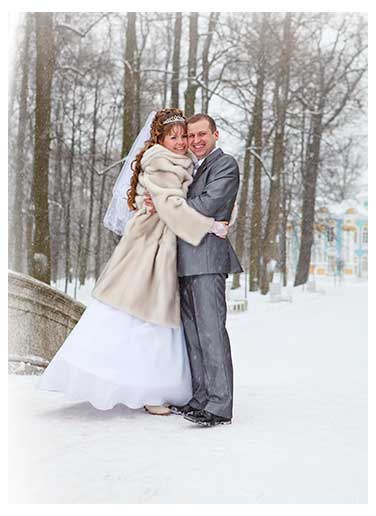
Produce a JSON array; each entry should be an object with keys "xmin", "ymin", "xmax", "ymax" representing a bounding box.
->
[{"xmin": 8, "ymin": 277, "xmax": 367, "ymax": 503}]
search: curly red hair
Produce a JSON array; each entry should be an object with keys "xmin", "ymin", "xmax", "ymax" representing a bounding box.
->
[{"xmin": 127, "ymin": 108, "xmax": 186, "ymax": 210}]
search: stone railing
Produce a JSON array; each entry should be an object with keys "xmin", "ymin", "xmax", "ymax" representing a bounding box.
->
[{"xmin": 8, "ymin": 271, "xmax": 86, "ymax": 368}]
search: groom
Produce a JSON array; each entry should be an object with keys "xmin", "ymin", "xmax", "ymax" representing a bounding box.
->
[
  {"xmin": 172, "ymin": 114, "xmax": 243, "ymax": 427},
  {"xmin": 146, "ymin": 113, "xmax": 242, "ymax": 426}
]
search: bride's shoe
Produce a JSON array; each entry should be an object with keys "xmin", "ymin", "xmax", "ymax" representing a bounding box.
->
[{"xmin": 144, "ymin": 404, "xmax": 171, "ymax": 416}]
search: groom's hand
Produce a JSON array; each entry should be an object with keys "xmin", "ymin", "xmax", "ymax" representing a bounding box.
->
[{"xmin": 144, "ymin": 193, "xmax": 157, "ymax": 214}]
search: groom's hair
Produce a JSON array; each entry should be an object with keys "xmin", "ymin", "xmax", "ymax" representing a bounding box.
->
[{"xmin": 187, "ymin": 114, "xmax": 217, "ymax": 133}]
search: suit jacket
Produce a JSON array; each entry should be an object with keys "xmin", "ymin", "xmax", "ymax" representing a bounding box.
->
[{"xmin": 177, "ymin": 148, "xmax": 244, "ymax": 277}]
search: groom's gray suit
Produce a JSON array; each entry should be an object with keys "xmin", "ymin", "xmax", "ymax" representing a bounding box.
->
[{"xmin": 177, "ymin": 148, "xmax": 243, "ymax": 420}]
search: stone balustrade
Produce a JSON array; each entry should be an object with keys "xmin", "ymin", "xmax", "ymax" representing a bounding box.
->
[{"xmin": 8, "ymin": 271, "xmax": 85, "ymax": 369}]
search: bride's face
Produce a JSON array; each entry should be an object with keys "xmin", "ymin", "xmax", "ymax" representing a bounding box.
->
[{"xmin": 161, "ymin": 125, "xmax": 188, "ymax": 155}]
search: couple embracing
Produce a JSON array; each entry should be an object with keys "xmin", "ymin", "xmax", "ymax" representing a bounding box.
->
[{"xmin": 38, "ymin": 109, "xmax": 243, "ymax": 428}]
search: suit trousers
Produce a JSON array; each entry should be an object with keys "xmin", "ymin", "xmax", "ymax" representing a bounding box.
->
[{"xmin": 179, "ymin": 273, "xmax": 234, "ymax": 419}]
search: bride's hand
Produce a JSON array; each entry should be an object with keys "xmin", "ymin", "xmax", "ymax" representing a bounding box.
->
[
  {"xmin": 210, "ymin": 221, "xmax": 229, "ymax": 239},
  {"xmin": 144, "ymin": 193, "xmax": 157, "ymax": 214}
]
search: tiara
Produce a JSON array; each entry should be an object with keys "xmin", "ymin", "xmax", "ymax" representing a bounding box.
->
[{"xmin": 162, "ymin": 115, "xmax": 185, "ymax": 125}]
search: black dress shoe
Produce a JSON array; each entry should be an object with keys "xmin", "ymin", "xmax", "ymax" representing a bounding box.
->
[
  {"xmin": 184, "ymin": 409, "xmax": 232, "ymax": 427},
  {"xmin": 169, "ymin": 403, "xmax": 200, "ymax": 416}
]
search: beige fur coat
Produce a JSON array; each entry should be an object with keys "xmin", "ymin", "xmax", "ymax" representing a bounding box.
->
[{"xmin": 92, "ymin": 144, "xmax": 214, "ymax": 328}]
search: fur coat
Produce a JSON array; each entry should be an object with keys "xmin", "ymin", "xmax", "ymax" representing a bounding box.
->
[{"xmin": 92, "ymin": 144, "xmax": 214, "ymax": 328}]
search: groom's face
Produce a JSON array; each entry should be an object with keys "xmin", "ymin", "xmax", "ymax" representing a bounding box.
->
[{"xmin": 187, "ymin": 120, "xmax": 219, "ymax": 159}]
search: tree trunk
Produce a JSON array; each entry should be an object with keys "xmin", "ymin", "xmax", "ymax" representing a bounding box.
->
[
  {"xmin": 294, "ymin": 112, "xmax": 323, "ymax": 286},
  {"xmin": 170, "ymin": 12, "xmax": 182, "ymax": 108},
  {"xmin": 232, "ymin": 121, "xmax": 253, "ymax": 289},
  {"xmin": 248, "ymin": 15, "xmax": 267, "ymax": 292},
  {"xmin": 51, "ymin": 100, "xmax": 64, "ymax": 284},
  {"xmin": 81, "ymin": 79, "xmax": 99, "ymax": 285},
  {"xmin": 64, "ymin": 90, "xmax": 76, "ymax": 293},
  {"xmin": 134, "ymin": 15, "xmax": 149, "ymax": 132},
  {"xmin": 95, "ymin": 111, "xmax": 114, "ymax": 279},
  {"xmin": 260, "ymin": 13, "xmax": 292, "ymax": 295},
  {"xmin": 10, "ymin": 13, "xmax": 33, "ymax": 273},
  {"xmin": 74, "ymin": 145, "xmax": 85, "ymax": 299},
  {"xmin": 31, "ymin": 13, "xmax": 55, "ymax": 284},
  {"xmin": 280, "ymin": 168, "xmax": 294, "ymax": 287},
  {"xmin": 135, "ymin": 53, "xmax": 141, "ymax": 133},
  {"xmin": 162, "ymin": 14, "xmax": 173, "ymax": 107},
  {"xmin": 122, "ymin": 12, "xmax": 137, "ymax": 156},
  {"xmin": 77, "ymin": 114, "xmax": 87, "ymax": 287},
  {"xmin": 95, "ymin": 176, "xmax": 106, "ymax": 280},
  {"xmin": 184, "ymin": 12, "xmax": 199, "ymax": 118},
  {"xmin": 201, "ymin": 13, "xmax": 219, "ymax": 114}
]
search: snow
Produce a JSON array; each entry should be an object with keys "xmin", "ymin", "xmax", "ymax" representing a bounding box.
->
[
  {"xmin": 51, "ymin": 277, "xmax": 96, "ymax": 306},
  {"xmin": 8, "ymin": 278, "xmax": 367, "ymax": 503}
]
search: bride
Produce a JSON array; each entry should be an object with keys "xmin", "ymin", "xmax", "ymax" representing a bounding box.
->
[{"xmin": 37, "ymin": 108, "xmax": 228, "ymax": 415}]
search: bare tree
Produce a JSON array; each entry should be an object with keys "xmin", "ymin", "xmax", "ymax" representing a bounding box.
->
[
  {"xmin": 10, "ymin": 13, "xmax": 33, "ymax": 273},
  {"xmin": 184, "ymin": 12, "xmax": 199, "ymax": 117},
  {"xmin": 50, "ymin": 99, "xmax": 64, "ymax": 284},
  {"xmin": 248, "ymin": 14, "xmax": 268, "ymax": 291},
  {"xmin": 8, "ymin": 12, "xmax": 367, "ymax": 294},
  {"xmin": 260, "ymin": 13, "xmax": 293, "ymax": 294},
  {"xmin": 170, "ymin": 12, "xmax": 182, "ymax": 108},
  {"xmin": 232, "ymin": 122, "xmax": 254, "ymax": 289},
  {"xmin": 201, "ymin": 12, "xmax": 220, "ymax": 113},
  {"xmin": 294, "ymin": 14, "xmax": 367, "ymax": 286},
  {"xmin": 80, "ymin": 77, "xmax": 100, "ymax": 285},
  {"xmin": 134, "ymin": 13, "xmax": 151, "ymax": 131},
  {"xmin": 318, "ymin": 136, "xmax": 364, "ymax": 203},
  {"xmin": 63, "ymin": 80, "xmax": 77, "ymax": 292},
  {"xmin": 31, "ymin": 13, "xmax": 55, "ymax": 284},
  {"xmin": 122, "ymin": 12, "xmax": 137, "ymax": 156}
]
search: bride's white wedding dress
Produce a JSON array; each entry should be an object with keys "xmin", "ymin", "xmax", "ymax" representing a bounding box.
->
[
  {"xmin": 38, "ymin": 116, "xmax": 201, "ymax": 412},
  {"xmin": 37, "ymin": 297, "xmax": 192, "ymax": 410}
]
